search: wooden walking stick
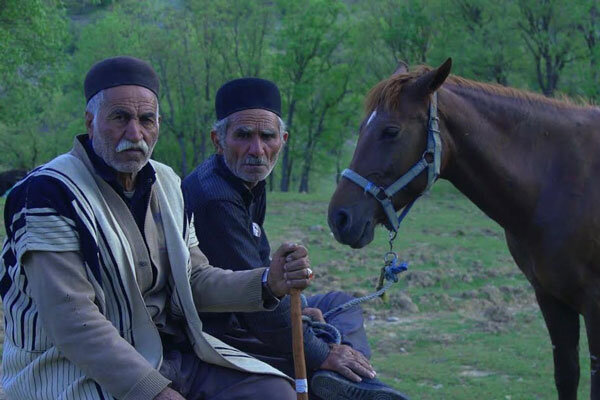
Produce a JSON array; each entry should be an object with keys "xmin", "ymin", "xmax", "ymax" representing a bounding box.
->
[{"xmin": 290, "ymin": 288, "xmax": 309, "ymax": 400}]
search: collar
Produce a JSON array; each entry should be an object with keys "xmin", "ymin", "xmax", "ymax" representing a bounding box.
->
[
  {"xmin": 214, "ymin": 154, "xmax": 266, "ymax": 205},
  {"xmin": 78, "ymin": 134, "xmax": 156, "ymax": 195}
]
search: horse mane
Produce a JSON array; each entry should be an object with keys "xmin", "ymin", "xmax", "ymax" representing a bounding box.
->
[{"xmin": 365, "ymin": 65, "xmax": 592, "ymax": 114}]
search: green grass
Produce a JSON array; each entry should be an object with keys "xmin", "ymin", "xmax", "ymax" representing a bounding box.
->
[
  {"xmin": 0, "ymin": 183, "xmax": 592, "ymax": 399},
  {"xmin": 265, "ymin": 180, "xmax": 591, "ymax": 400}
]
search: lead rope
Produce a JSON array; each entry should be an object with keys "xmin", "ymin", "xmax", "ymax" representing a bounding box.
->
[{"xmin": 303, "ymin": 233, "xmax": 408, "ymax": 344}]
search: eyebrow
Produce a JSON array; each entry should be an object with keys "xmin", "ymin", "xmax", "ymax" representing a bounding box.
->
[
  {"xmin": 140, "ymin": 112, "xmax": 157, "ymax": 119},
  {"xmin": 260, "ymin": 128, "xmax": 278, "ymax": 136},
  {"xmin": 108, "ymin": 108, "xmax": 132, "ymax": 117},
  {"xmin": 233, "ymin": 126, "xmax": 277, "ymax": 135}
]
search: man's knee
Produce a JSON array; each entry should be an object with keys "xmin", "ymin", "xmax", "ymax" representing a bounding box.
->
[
  {"xmin": 258, "ymin": 376, "xmax": 296, "ymax": 400},
  {"xmin": 309, "ymin": 291, "xmax": 356, "ymax": 310}
]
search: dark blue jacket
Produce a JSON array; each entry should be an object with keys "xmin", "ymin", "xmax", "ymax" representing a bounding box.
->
[{"xmin": 182, "ymin": 154, "xmax": 329, "ymax": 370}]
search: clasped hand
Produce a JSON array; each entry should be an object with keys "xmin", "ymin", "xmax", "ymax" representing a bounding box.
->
[{"xmin": 267, "ymin": 243, "xmax": 312, "ymax": 297}]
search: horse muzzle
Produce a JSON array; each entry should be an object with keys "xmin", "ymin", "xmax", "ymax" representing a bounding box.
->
[{"xmin": 327, "ymin": 203, "xmax": 376, "ymax": 248}]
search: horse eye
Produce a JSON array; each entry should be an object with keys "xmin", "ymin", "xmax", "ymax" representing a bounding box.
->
[{"xmin": 381, "ymin": 127, "xmax": 401, "ymax": 138}]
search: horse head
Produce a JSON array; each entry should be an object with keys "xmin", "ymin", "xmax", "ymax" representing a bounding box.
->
[{"xmin": 328, "ymin": 58, "xmax": 452, "ymax": 248}]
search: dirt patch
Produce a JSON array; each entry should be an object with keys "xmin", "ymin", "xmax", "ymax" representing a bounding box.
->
[
  {"xmin": 388, "ymin": 291, "xmax": 419, "ymax": 313},
  {"xmin": 460, "ymin": 366, "xmax": 493, "ymax": 378},
  {"xmin": 405, "ymin": 270, "xmax": 439, "ymax": 288},
  {"xmin": 483, "ymin": 305, "xmax": 513, "ymax": 323}
]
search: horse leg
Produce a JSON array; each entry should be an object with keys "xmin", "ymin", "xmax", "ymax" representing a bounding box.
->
[
  {"xmin": 583, "ymin": 307, "xmax": 600, "ymax": 399},
  {"xmin": 505, "ymin": 232, "xmax": 580, "ymax": 399},
  {"xmin": 535, "ymin": 288, "xmax": 581, "ymax": 400}
]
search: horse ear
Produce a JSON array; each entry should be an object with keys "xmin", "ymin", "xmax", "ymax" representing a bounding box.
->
[
  {"xmin": 412, "ymin": 57, "xmax": 452, "ymax": 95},
  {"xmin": 392, "ymin": 60, "xmax": 409, "ymax": 75}
]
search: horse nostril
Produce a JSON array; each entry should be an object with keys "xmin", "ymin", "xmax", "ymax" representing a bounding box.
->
[{"xmin": 335, "ymin": 209, "xmax": 351, "ymax": 232}]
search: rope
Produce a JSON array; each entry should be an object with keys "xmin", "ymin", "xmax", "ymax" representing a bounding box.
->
[{"xmin": 302, "ymin": 259, "xmax": 408, "ymax": 345}]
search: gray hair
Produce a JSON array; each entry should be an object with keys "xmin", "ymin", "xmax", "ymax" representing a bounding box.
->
[
  {"xmin": 213, "ymin": 115, "xmax": 286, "ymax": 145},
  {"xmin": 85, "ymin": 89, "xmax": 160, "ymax": 130}
]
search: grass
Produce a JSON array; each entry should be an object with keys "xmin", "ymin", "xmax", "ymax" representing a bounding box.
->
[
  {"xmin": 0, "ymin": 183, "xmax": 592, "ymax": 399},
  {"xmin": 264, "ymin": 180, "xmax": 591, "ymax": 400}
]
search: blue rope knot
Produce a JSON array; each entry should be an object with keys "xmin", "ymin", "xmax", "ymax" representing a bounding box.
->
[{"xmin": 384, "ymin": 260, "xmax": 408, "ymax": 283}]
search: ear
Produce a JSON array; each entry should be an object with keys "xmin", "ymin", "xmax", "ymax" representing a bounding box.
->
[
  {"xmin": 412, "ymin": 57, "xmax": 452, "ymax": 96},
  {"xmin": 85, "ymin": 111, "xmax": 94, "ymax": 138},
  {"xmin": 211, "ymin": 130, "xmax": 224, "ymax": 154},
  {"xmin": 282, "ymin": 131, "xmax": 289, "ymax": 144},
  {"xmin": 392, "ymin": 60, "xmax": 409, "ymax": 75}
]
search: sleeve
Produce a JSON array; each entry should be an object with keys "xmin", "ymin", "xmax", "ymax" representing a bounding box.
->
[
  {"xmin": 188, "ymin": 198, "xmax": 330, "ymax": 371},
  {"xmin": 23, "ymin": 251, "xmax": 170, "ymax": 400},
  {"xmin": 5, "ymin": 175, "xmax": 81, "ymax": 263},
  {"xmin": 240, "ymin": 296, "xmax": 331, "ymax": 371},
  {"xmin": 187, "ymin": 245, "xmax": 277, "ymax": 312}
]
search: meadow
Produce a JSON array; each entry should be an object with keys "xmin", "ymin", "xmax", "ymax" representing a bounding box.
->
[
  {"xmin": 0, "ymin": 183, "xmax": 592, "ymax": 399},
  {"xmin": 265, "ymin": 181, "xmax": 591, "ymax": 400}
]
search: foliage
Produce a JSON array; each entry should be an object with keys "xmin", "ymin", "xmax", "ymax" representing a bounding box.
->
[
  {"xmin": 0, "ymin": 0, "xmax": 70, "ymax": 168},
  {"xmin": 1, "ymin": 0, "xmax": 599, "ymax": 189}
]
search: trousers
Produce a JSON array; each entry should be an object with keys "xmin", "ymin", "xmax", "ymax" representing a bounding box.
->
[{"xmin": 159, "ymin": 348, "xmax": 296, "ymax": 400}]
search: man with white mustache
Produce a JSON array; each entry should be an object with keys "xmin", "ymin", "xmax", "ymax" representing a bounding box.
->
[
  {"xmin": 1, "ymin": 57, "xmax": 313, "ymax": 400},
  {"xmin": 182, "ymin": 78, "xmax": 408, "ymax": 400}
]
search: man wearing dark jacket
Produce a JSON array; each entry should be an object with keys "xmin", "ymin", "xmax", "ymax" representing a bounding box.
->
[{"xmin": 182, "ymin": 77, "xmax": 408, "ymax": 400}]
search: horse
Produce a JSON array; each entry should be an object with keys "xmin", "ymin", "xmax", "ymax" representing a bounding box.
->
[{"xmin": 327, "ymin": 58, "xmax": 600, "ymax": 400}]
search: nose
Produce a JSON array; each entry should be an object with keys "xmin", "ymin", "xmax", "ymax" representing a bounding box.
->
[
  {"xmin": 124, "ymin": 118, "xmax": 144, "ymax": 142},
  {"xmin": 333, "ymin": 208, "xmax": 352, "ymax": 234},
  {"xmin": 248, "ymin": 134, "xmax": 265, "ymax": 157}
]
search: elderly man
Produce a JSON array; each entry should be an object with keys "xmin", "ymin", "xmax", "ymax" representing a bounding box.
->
[
  {"xmin": 0, "ymin": 57, "xmax": 312, "ymax": 400},
  {"xmin": 182, "ymin": 78, "xmax": 408, "ymax": 400}
]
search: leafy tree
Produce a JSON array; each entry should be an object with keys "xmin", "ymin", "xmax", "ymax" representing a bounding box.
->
[
  {"xmin": 271, "ymin": 0, "xmax": 346, "ymax": 191},
  {"xmin": 575, "ymin": 0, "xmax": 600, "ymax": 101},
  {"xmin": 0, "ymin": 0, "xmax": 70, "ymax": 169},
  {"xmin": 437, "ymin": 0, "xmax": 521, "ymax": 85},
  {"xmin": 355, "ymin": 0, "xmax": 434, "ymax": 81},
  {"xmin": 516, "ymin": 0, "xmax": 584, "ymax": 96}
]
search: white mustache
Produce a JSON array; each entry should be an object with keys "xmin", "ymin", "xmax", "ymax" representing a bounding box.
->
[
  {"xmin": 244, "ymin": 156, "xmax": 267, "ymax": 166},
  {"xmin": 116, "ymin": 139, "xmax": 149, "ymax": 154}
]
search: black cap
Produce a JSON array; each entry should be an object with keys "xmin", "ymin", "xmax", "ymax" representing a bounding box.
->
[
  {"xmin": 215, "ymin": 78, "xmax": 281, "ymax": 120},
  {"xmin": 84, "ymin": 56, "xmax": 160, "ymax": 103}
]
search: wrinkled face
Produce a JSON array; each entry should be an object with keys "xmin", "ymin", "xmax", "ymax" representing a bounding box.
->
[
  {"xmin": 214, "ymin": 109, "xmax": 288, "ymax": 186},
  {"xmin": 87, "ymin": 85, "xmax": 159, "ymax": 173}
]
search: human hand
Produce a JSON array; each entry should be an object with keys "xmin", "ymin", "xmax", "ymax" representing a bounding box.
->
[
  {"xmin": 153, "ymin": 387, "xmax": 186, "ymax": 400},
  {"xmin": 319, "ymin": 343, "xmax": 376, "ymax": 382},
  {"xmin": 302, "ymin": 307, "xmax": 325, "ymax": 323},
  {"xmin": 268, "ymin": 243, "xmax": 312, "ymax": 297}
]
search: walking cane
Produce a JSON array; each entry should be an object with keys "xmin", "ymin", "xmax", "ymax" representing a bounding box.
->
[{"xmin": 291, "ymin": 288, "xmax": 309, "ymax": 400}]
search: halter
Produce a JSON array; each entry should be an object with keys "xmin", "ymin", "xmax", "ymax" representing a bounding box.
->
[{"xmin": 341, "ymin": 92, "xmax": 442, "ymax": 234}]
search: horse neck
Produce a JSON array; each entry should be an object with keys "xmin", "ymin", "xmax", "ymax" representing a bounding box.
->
[{"xmin": 438, "ymin": 84, "xmax": 596, "ymax": 234}]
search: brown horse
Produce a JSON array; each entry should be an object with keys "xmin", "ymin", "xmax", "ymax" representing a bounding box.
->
[{"xmin": 328, "ymin": 58, "xmax": 600, "ymax": 400}]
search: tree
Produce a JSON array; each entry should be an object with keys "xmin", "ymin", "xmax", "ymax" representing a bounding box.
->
[
  {"xmin": 355, "ymin": 0, "xmax": 434, "ymax": 81},
  {"xmin": 271, "ymin": 0, "xmax": 346, "ymax": 191},
  {"xmin": 0, "ymin": 0, "xmax": 70, "ymax": 168},
  {"xmin": 438, "ymin": 0, "xmax": 521, "ymax": 85},
  {"xmin": 576, "ymin": 0, "xmax": 600, "ymax": 101},
  {"xmin": 516, "ymin": 0, "xmax": 583, "ymax": 96}
]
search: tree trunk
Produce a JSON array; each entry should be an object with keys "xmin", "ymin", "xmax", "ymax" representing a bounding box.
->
[
  {"xmin": 279, "ymin": 145, "xmax": 291, "ymax": 192},
  {"xmin": 177, "ymin": 133, "xmax": 187, "ymax": 177},
  {"xmin": 279, "ymin": 99, "xmax": 297, "ymax": 192}
]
